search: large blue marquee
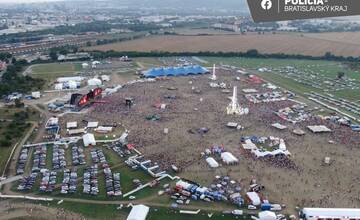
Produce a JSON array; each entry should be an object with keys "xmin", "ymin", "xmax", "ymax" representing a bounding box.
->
[{"xmin": 143, "ymin": 65, "xmax": 209, "ymax": 78}]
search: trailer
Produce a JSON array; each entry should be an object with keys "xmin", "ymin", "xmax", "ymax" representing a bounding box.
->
[{"xmin": 300, "ymin": 208, "xmax": 360, "ymax": 220}]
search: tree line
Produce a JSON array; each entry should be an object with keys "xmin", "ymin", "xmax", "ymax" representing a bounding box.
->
[
  {"xmin": 88, "ymin": 49, "xmax": 360, "ymax": 63},
  {"xmin": 0, "ymin": 53, "xmax": 45, "ymax": 96}
]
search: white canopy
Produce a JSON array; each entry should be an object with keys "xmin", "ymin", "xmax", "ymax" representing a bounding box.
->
[
  {"xmin": 66, "ymin": 122, "xmax": 77, "ymax": 129},
  {"xmin": 101, "ymin": 75, "xmax": 110, "ymax": 81},
  {"xmin": 87, "ymin": 122, "xmax": 99, "ymax": 128},
  {"xmin": 221, "ymin": 152, "xmax": 238, "ymax": 164},
  {"xmin": 87, "ymin": 78, "xmax": 102, "ymax": 86},
  {"xmin": 206, "ymin": 157, "xmax": 219, "ymax": 168},
  {"xmin": 55, "ymin": 83, "xmax": 63, "ymax": 90},
  {"xmin": 94, "ymin": 126, "xmax": 113, "ymax": 133},
  {"xmin": 127, "ymin": 204, "xmax": 149, "ymax": 220},
  {"xmin": 258, "ymin": 211, "xmax": 276, "ymax": 220},
  {"xmin": 68, "ymin": 128, "xmax": 86, "ymax": 135},
  {"xmin": 83, "ymin": 133, "xmax": 96, "ymax": 147},
  {"xmin": 57, "ymin": 76, "xmax": 84, "ymax": 83},
  {"xmin": 246, "ymin": 192, "xmax": 261, "ymax": 206},
  {"xmin": 67, "ymin": 80, "xmax": 78, "ymax": 89},
  {"xmin": 307, "ymin": 125, "xmax": 331, "ymax": 133}
]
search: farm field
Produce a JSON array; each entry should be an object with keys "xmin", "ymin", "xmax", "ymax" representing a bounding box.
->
[{"xmin": 86, "ymin": 32, "xmax": 360, "ymax": 57}]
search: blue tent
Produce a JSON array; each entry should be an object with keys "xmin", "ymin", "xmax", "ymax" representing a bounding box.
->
[{"xmin": 144, "ymin": 65, "xmax": 209, "ymax": 78}]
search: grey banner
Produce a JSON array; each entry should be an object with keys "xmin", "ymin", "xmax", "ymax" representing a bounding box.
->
[{"xmin": 247, "ymin": 0, "xmax": 360, "ymax": 22}]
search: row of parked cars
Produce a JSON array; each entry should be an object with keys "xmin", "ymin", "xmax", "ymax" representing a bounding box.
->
[
  {"xmin": 39, "ymin": 169, "xmax": 57, "ymax": 193},
  {"xmin": 83, "ymin": 165, "xmax": 99, "ymax": 195},
  {"xmin": 108, "ymin": 142, "xmax": 131, "ymax": 158},
  {"xmin": 91, "ymin": 148, "xmax": 109, "ymax": 168},
  {"xmin": 32, "ymin": 145, "xmax": 47, "ymax": 172},
  {"xmin": 16, "ymin": 148, "xmax": 29, "ymax": 175},
  {"xmin": 61, "ymin": 168, "xmax": 77, "ymax": 194},
  {"xmin": 91, "ymin": 148, "xmax": 106, "ymax": 164},
  {"xmin": 71, "ymin": 145, "xmax": 86, "ymax": 166},
  {"xmin": 53, "ymin": 145, "xmax": 66, "ymax": 170},
  {"xmin": 103, "ymin": 167, "xmax": 122, "ymax": 196},
  {"xmin": 17, "ymin": 173, "xmax": 38, "ymax": 191}
]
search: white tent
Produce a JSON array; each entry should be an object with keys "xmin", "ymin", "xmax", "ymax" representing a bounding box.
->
[
  {"xmin": 67, "ymin": 80, "xmax": 78, "ymax": 89},
  {"xmin": 246, "ymin": 192, "xmax": 261, "ymax": 206},
  {"xmin": 83, "ymin": 133, "xmax": 96, "ymax": 147},
  {"xmin": 221, "ymin": 152, "xmax": 238, "ymax": 164},
  {"xmin": 87, "ymin": 78, "xmax": 102, "ymax": 86},
  {"xmin": 68, "ymin": 128, "xmax": 86, "ymax": 135},
  {"xmin": 101, "ymin": 75, "xmax": 110, "ymax": 82},
  {"xmin": 66, "ymin": 122, "xmax": 77, "ymax": 129},
  {"xmin": 94, "ymin": 126, "xmax": 113, "ymax": 133},
  {"xmin": 87, "ymin": 122, "xmax": 99, "ymax": 128},
  {"xmin": 55, "ymin": 83, "xmax": 63, "ymax": 90},
  {"xmin": 258, "ymin": 211, "xmax": 276, "ymax": 220},
  {"xmin": 127, "ymin": 204, "xmax": 149, "ymax": 220},
  {"xmin": 307, "ymin": 125, "xmax": 331, "ymax": 133},
  {"xmin": 82, "ymin": 63, "xmax": 89, "ymax": 69},
  {"xmin": 31, "ymin": 91, "xmax": 41, "ymax": 99},
  {"xmin": 206, "ymin": 157, "xmax": 219, "ymax": 168},
  {"xmin": 57, "ymin": 76, "xmax": 84, "ymax": 83}
]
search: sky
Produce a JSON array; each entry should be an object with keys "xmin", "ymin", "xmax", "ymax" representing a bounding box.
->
[{"xmin": 0, "ymin": 0, "xmax": 59, "ymax": 3}]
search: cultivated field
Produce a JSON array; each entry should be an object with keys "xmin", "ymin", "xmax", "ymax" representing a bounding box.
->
[{"xmin": 86, "ymin": 32, "xmax": 360, "ymax": 57}]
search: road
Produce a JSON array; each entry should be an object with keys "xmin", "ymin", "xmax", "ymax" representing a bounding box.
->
[{"xmin": 2, "ymin": 122, "xmax": 37, "ymax": 194}]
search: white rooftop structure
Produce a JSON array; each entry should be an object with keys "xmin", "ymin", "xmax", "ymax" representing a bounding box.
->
[
  {"xmin": 66, "ymin": 122, "xmax": 78, "ymax": 129},
  {"xmin": 101, "ymin": 75, "xmax": 110, "ymax": 82},
  {"xmin": 47, "ymin": 117, "xmax": 59, "ymax": 126},
  {"xmin": 68, "ymin": 128, "xmax": 86, "ymax": 135},
  {"xmin": 83, "ymin": 133, "xmax": 96, "ymax": 147},
  {"xmin": 301, "ymin": 208, "xmax": 360, "ymax": 217},
  {"xmin": 242, "ymin": 88, "xmax": 258, "ymax": 93},
  {"xmin": 246, "ymin": 192, "xmax": 261, "ymax": 206},
  {"xmin": 31, "ymin": 91, "xmax": 41, "ymax": 99},
  {"xmin": 57, "ymin": 76, "xmax": 84, "ymax": 83},
  {"xmin": 87, "ymin": 78, "xmax": 102, "ymax": 86},
  {"xmin": 87, "ymin": 122, "xmax": 99, "ymax": 128},
  {"xmin": 206, "ymin": 157, "xmax": 219, "ymax": 168},
  {"xmin": 82, "ymin": 63, "xmax": 89, "ymax": 69},
  {"xmin": 226, "ymin": 86, "xmax": 249, "ymax": 115},
  {"xmin": 271, "ymin": 123, "xmax": 287, "ymax": 130},
  {"xmin": 258, "ymin": 211, "xmax": 277, "ymax": 220},
  {"xmin": 307, "ymin": 125, "xmax": 332, "ymax": 133},
  {"xmin": 55, "ymin": 83, "xmax": 63, "ymax": 90},
  {"xmin": 126, "ymin": 204, "xmax": 149, "ymax": 220},
  {"xmin": 94, "ymin": 126, "xmax": 113, "ymax": 133},
  {"xmin": 68, "ymin": 80, "xmax": 78, "ymax": 89},
  {"xmin": 221, "ymin": 152, "xmax": 238, "ymax": 164}
]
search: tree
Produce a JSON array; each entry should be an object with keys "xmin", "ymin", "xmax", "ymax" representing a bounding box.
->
[
  {"xmin": 0, "ymin": 138, "xmax": 11, "ymax": 147},
  {"xmin": 49, "ymin": 51, "xmax": 58, "ymax": 61},
  {"xmin": 14, "ymin": 99, "xmax": 24, "ymax": 108},
  {"xmin": 337, "ymin": 72, "xmax": 345, "ymax": 80}
]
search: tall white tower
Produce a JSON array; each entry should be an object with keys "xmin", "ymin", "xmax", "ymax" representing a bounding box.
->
[
  {"xmin": 209, "ymin": 64, "xmax": 217, "ymax": 80},
  {"xmin": 226, "ymin": 86, "xmax": 249, "ymax": 115}
]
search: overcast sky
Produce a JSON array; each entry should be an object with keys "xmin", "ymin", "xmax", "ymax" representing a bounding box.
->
[{"xmin": 0, "ymin": 0, "xmax": 58, "ymax": 3}]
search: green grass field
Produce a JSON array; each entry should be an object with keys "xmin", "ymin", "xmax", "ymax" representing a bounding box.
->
[
  {"xmin": 202, "ymin": 57, "xmax": 360, "ymax": 101},
  {"xmin": 31, "ymin": 63, "xmax": 82, "ymax": 75},
  {"xmin": 30, "ymin": 63, "xmax": 82, "ymax": 81},
  {"xmin": 50, "ymin": 201, "xmax": 252, "ymax": 220}
]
